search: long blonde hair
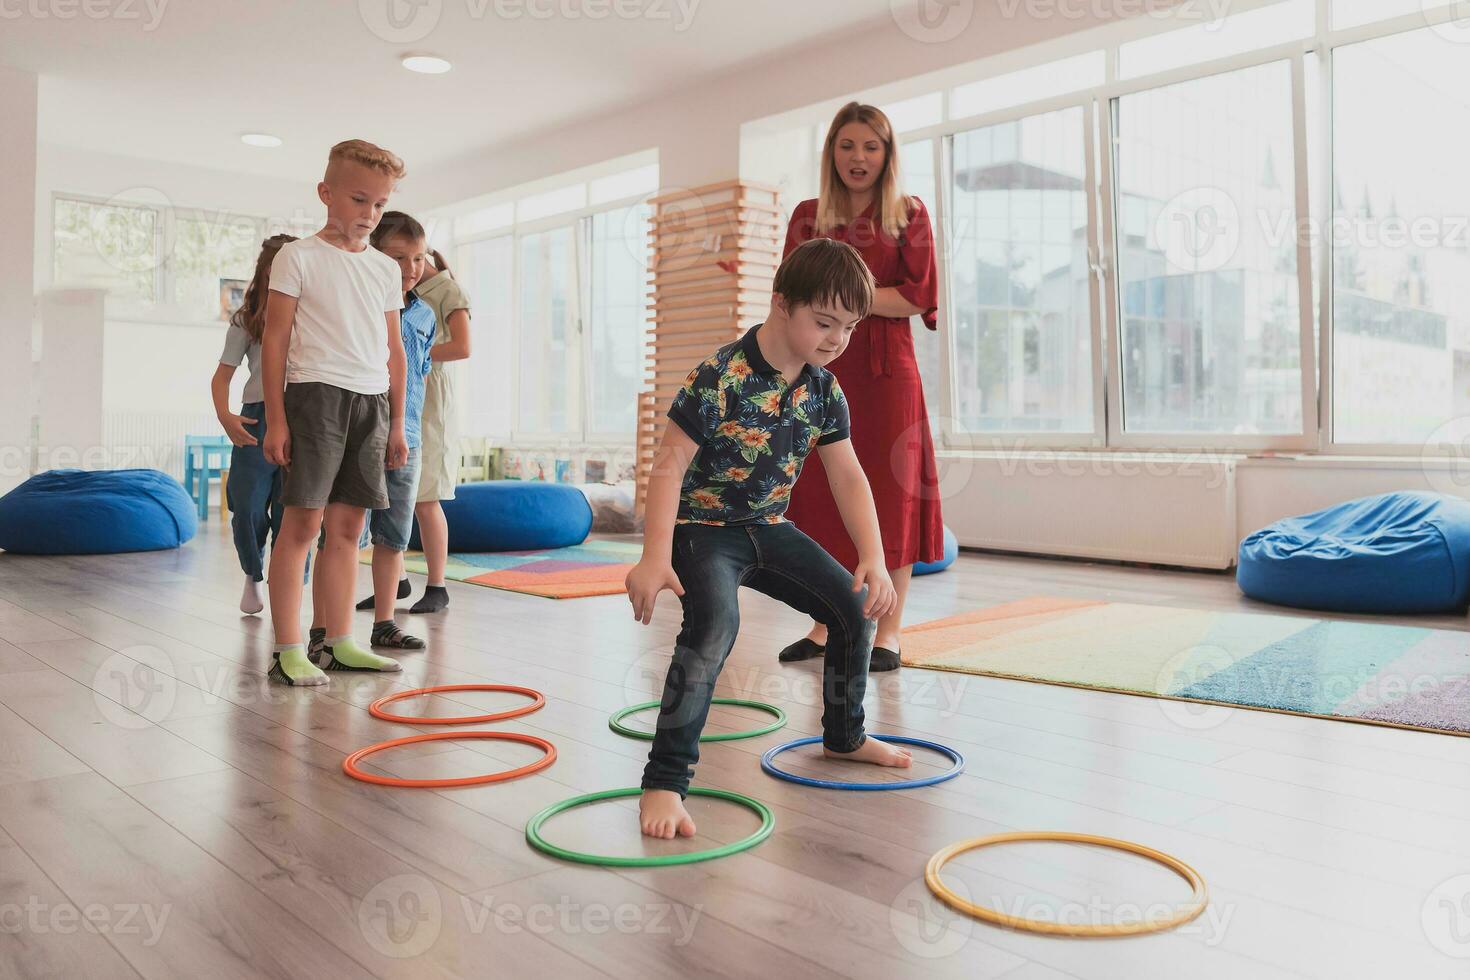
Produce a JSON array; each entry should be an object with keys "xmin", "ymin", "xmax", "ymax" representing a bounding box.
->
[{"xmin": 817, "ymin": 102, "xmax": 913, "ymax": 239}]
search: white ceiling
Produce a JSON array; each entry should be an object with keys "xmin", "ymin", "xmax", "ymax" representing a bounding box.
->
[{"xmin": 3, "ymin": 0, "xmax": 906, "ymax": 180}]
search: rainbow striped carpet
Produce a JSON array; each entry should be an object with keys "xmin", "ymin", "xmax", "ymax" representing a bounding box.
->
[
  {"xmin": 359, "ymin": 539, "xmax": 640, "ymax": 599},
  {"xmin": 901, "ymin": 596, "xmax": 1470, "ymax": 736}
]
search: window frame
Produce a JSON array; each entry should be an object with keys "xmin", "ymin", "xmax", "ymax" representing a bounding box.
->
[
  {"xmin": 917, "ymin": 94, "xmax": 1110, "ymax": 451},
  {"xmin": 51, "ymin": 192, "xmax": 270, "ymax": 327},
  {"xmin": 454, "ymin": 188, "xmax": 654, "ymax": 444},
  {"xmin": 1097, "ymin": 47, "xmax": 1320, "ymax": 452}
]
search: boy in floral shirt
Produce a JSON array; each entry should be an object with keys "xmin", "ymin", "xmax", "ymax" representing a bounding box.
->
[{"xmin": 626, "ymin": 238, "xmax": 906, "ymax": 840}]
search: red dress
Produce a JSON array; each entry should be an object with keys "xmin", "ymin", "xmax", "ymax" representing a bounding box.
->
[{"xmin": 783, "ymin": 196, "xmax": 944, "ymax": 571}]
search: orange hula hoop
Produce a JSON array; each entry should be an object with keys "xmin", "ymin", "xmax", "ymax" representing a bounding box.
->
[
  {"xmin": 368, "ymin": 684, "xmax": 546, "ymax": 725},
  {"xmin": 342, "ymin": 731, "xmax": 556, "ymax": 788}
]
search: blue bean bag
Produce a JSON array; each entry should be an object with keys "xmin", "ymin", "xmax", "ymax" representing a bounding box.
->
[
  {"xmin": 411, "ymin": 480, "xmax": 593, "ymax": 553},
  {"xmin": 0, "ymin": 469, "xmax": 197, "ymax": 555},
  {"xmin": 1237, "ymin": 491, "xmax": 1470, "ymax": 614},
  {"xmin": 914, "ymin": 526, "xmax": 959, "ymax": 576}
]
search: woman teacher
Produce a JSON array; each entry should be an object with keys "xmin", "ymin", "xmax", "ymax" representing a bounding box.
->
[{"xmin": 779, "ymin": 101, "xmax": 943, "ymax": 673}]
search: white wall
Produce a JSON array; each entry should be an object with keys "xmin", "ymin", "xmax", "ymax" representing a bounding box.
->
[
  {"xmin": 1236, "ymin": 458, "xmax": 1470, "ymax": 540},
  {"xmin": 415, "ymin": 6, "xmax": 1132, "ymax": 207},
  {"xmin": 1, "ymin": 67, "xmax": 39, "ymax": 493}
]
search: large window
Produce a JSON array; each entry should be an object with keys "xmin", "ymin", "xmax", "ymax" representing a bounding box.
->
[
  {"xmin": 746, "ymin": 3, "xmax": 1470, "ymax": 455},
  {"xmin": 53, "ymin": 198, "xmax": 159, "ymax": 307},
  {"xmin": 52, "ymin": 196, "xmax": 268, "ymax": 322},
  {"xmin": 587, "ymin": 205, "xmax": 652, "ymax": 436},
  {"xmin": 517, "ymin": 226, "xmax": 579, "ymax": 435},
  {"xmin": 948, "ymin": 106, "xmax": 1094, "ymax": 435},
  {"xmin": 450, "ymin": 161, "xmax": 656, "ymax": 442},
  {"xmin": 1111, "ymin": 60, "xmax": 1304, "ymax": 439},
  {"xmin": 172, "ymin": 212, "xmax": 260, "ymax": 316},
  {"xmin": 459, "ymin": 234, "xmax": 515, "ymax": 438},
  {"xmin": 899, "ymin": 138, "xmax": 945, "ymax": 427},
  {"xmin": 1330, "ymin": 27, "xmax": 1470, "ymax": 445}
]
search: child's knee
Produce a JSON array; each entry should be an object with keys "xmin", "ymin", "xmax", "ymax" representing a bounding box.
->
[
  {"xmin": 824, "ymin": 593, "xmax": 876, "ymax": 645},
  {"xmin": 276, "ymin": 513, "xmax": 321, "ymax": 548},
  {"xmin": 671, "ymin": 622, "xmax": 738, "ymax": 676},
  {"xmin": 325, "ymin": 519, "xmax": 364, "ymax": 545}
]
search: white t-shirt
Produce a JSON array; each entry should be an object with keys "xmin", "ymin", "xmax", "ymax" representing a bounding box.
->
[{"xmin": 268, "ymin": 235, "xmax": 402, "ymax": 395}]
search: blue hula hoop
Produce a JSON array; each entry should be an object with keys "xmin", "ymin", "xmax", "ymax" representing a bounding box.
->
[{"xmin": 760, "ymin": 734, "xmax": 965, "ymax": 790}]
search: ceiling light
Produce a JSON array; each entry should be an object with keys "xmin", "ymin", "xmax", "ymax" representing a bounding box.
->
[
  {"xmin": 402, "ymin": 54, "xmax": 452, "ymax": 74},
  {"xmin": 240, "ymin": 133, "xmax": 282, "ymax": 148}
]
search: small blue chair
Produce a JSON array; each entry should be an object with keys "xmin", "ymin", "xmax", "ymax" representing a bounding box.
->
[{"xmin": 183, "ymin": 435, "xmax": 232, "ymax": 522}]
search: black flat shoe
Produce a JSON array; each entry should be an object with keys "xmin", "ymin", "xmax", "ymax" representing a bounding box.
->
[
  {"xmin": 778, "ymin": 638, "xmax": 825, "ymax": 663},
  {"xmin": 869, "ymin": 646, "xmax": 901, "ymax": 672}
]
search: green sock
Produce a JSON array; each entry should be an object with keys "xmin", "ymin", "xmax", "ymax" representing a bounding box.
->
[
  {"xmin": 322, "ymin": 636, "xmax": 402, "ymax": 673},
  {"xmin": 270, "ymin": 644, "xmax": 327, "ymax": 686}
]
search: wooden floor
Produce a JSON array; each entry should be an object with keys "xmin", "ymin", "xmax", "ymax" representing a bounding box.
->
[{"xmin": 3, "ymin": 523, "xmax": 1470, "ymax": 979}]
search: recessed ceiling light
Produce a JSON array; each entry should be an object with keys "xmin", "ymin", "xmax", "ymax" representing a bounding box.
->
[
  {"xmin": 241, "ymin": 133, "xmax": 282, "ymax": 147},
  {"xmin": 402, "ymin": 54, "xmax": 452, "ymax": 74}
]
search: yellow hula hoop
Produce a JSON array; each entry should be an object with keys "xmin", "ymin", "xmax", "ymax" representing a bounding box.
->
[{"xmin": 924, "ymin": 832, "xmax": 1209, "ymax": 938}]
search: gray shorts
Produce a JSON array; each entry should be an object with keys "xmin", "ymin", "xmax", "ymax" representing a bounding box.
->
[
  {"xmin": 359, "ymin": 447, "xmax": 422, "ymax": 552},
  {"xmin": 280, "ymin": 382, "xmax": 390, "ymax": 510}
]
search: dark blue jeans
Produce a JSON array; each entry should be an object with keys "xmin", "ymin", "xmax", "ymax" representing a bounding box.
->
[
  {"xmin": 641, "ymin": 520, "xmax": 876, "ymax": 797},
  {"xmin": 226, "ymin": 403, "xmax": 309, "ymax": 582}
]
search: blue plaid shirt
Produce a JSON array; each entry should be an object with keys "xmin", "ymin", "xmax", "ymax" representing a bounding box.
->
[{"xmin": 401, "ymin": 290, "xmax": 436, "ymax": 448}]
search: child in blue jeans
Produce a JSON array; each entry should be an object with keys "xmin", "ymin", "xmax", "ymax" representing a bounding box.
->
[
  {"xmin": 626, "ymin": 238, "xmax": 907, "ymax": 840},
  {"xmin": 211, "ymin": 234, "xmax": 305, "ymax": 614}
]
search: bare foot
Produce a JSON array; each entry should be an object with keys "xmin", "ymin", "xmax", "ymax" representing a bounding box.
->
[
  {"xmin": 640, "ymin": 789, "xmax": 697, "ymax": 840},
  {"xmin": 806, "ymin": 624, "xmax": 828, "ymax": 645},
  {"xmin": 824, "ymin": 737, "xmax": 913, "ymax": 768}
]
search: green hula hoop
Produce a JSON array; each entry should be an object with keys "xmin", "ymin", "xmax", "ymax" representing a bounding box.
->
[
  {"xmin": 608, "ymin": 698, "xmax": 787, "ymax": 742},
  {"xmin": 525, "ymin": 787, "xmax": 774, "ymax": 867}
]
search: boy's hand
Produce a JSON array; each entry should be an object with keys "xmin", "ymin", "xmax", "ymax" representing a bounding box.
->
[
  {"xmin": 626, "ymin": 559, "xmax": 685, "ymax": 625},
  {"xmin": 852, "ymin": 562, "xmax": 897, "ymax": 621},
  {"xmin": 219, "ymin": 413, "xmax": 259, "ymax": 448},
  {"xmin": 264, "ymin": 420, "xmax": 290, "ymax": 467},
  {"xmin": 386, "ymin": 429, "xmax": 409, "ymax": 470}
]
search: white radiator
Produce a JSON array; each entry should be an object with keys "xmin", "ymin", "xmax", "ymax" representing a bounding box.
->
[
  {"xmin": 100, "ymin": 412, "xmax": 218, "ymax": 482},
  {"xmin": 939, "ymin": 451, "xmax": 1239, "ymax": 570}
]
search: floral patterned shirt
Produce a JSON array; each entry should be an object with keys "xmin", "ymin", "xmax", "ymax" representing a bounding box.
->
[{"xmin": 668, "ymin": 324, "xmax": 850, "ymax": 526}]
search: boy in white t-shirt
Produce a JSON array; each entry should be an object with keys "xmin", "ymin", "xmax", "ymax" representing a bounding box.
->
[{"xmin": 260, "ymin": 139, "xmax": 411, "ymax": 686}]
